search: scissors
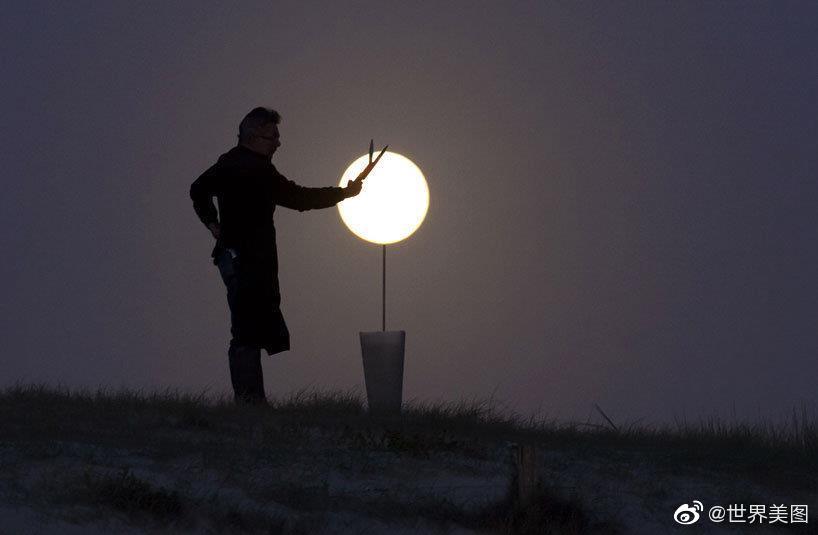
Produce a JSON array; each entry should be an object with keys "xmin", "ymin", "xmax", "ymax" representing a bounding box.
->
[{"xmin": 356, "ymin": 138, "xmax": 388, "ymax": 183}]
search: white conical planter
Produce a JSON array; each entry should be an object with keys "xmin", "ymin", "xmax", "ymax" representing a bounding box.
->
[{"xmin": 360, "ymin": 331, "xmax": 405, "ymax": 415}]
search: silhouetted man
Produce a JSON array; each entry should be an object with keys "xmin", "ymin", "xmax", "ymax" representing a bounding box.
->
[{"xmin": 190, "ymin": 107, "xmax": 366, "ymax": 404}]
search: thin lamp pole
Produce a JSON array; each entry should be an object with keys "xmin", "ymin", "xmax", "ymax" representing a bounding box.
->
[{"xmin": 382, "ymin": 244, "xmax": 386, "ymax": 331}]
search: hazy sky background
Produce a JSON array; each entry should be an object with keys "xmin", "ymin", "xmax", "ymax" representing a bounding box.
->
[{"xmin": 2, "ymin": 1, "xmax": 816, "ymax": 425}]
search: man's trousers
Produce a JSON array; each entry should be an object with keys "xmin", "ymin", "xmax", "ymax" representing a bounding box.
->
[{"xmin": 216, "ymin": 248, "xmax": 267, "ymax": 404}]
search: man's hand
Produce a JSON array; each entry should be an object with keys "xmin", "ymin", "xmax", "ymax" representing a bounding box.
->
[
  {"xmin": 344, "ymin": 161, "xmax": 378, "ymax": 198},
  {"xmin": 207, "ymin": 222, "xmax": 221, "ymax": 240},
  {"xmin": 344, "ymin": 176, "xmax": 364, "ymax": 198}
]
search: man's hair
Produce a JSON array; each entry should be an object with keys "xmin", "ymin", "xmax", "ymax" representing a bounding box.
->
[{"xmin": 238, "ymin": 107, "xmax": 281, "ymax": 142}]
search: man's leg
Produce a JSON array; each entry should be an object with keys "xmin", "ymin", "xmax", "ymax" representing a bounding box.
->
[
  {"xmin": 218, "ymin": 250, "xmax": 267, "ymax": 405},
  {"xmin": 228, "ymin": 342, "xmax": 267, "ymax": 404}
]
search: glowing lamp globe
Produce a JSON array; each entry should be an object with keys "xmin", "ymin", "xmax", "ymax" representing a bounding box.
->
[{"xmin": 338, "ymin": 151, "xmax": 428, "ymax": 244}]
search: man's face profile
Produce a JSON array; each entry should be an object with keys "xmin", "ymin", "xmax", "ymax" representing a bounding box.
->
[{"xmin": 252, "ymin": 123, "xmax": 280, "ymax": 158}]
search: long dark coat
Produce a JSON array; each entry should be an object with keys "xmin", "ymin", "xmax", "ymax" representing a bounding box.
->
[{"xmin": 190, "ymin": 145, "xmax": 346, "ymax": 355}]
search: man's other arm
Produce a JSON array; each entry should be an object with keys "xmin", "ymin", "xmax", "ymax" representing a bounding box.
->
[{"xmin": 190, "ymin": 166, "xmax": 222, "ymax": 238}]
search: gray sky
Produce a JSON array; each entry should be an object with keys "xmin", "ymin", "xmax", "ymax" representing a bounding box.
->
[{"xmin": 2, "ymin": 1, "xmax": 816, "ymax": 425}]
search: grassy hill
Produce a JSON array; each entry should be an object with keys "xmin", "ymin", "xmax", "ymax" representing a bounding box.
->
[{"xmin": 0, "ymin": 384, "xmax": 815, "ymax": 534}]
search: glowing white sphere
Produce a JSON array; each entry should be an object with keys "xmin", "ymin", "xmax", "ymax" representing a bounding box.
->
[{"xmin": 338, "ymin": 151, "xmax": 429, "ymax": 245}]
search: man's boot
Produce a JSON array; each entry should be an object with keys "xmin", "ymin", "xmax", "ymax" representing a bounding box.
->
[{"xmin": 228, "ymin": 344, "xmax": 267, "ymax": 405}]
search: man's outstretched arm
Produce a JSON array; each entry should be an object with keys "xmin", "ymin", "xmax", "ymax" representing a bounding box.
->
[
  {"xmin": 273, "ymin": 171, "xmax": 363, "ymax": 212},
  {"xmin": 190, "ymin": 166, "xmax": 222, "ymax": 239}
]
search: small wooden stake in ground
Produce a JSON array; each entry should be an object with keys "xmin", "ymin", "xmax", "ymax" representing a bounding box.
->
[{"xmin": 513, "ymin": 443, "xmax": 539, "ymax": 507}]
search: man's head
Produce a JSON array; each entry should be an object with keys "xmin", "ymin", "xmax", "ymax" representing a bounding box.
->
[{"xmin": 238, "ymin": 107, "xmax": 281, "ymax": 158}]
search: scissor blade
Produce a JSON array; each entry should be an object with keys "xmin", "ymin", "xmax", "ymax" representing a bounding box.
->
[
  {"xmin": 369, "ymin": 139, "xmax": 374, "ymax": 163},
  {"xmin": 358, "ymin": 145, "xmax": 389, "ymax": 182},
  {"xmin": 372, "ymin": 145, "xmax": 388, "ymax": 167}
]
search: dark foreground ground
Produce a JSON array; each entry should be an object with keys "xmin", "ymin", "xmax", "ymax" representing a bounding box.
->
[{"xmin": 0, "ymin": 385, "xmax": 815, "ymax": 534}]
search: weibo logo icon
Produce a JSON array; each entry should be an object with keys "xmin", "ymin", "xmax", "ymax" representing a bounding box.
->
[{"xmin": 674, "ymin": 501, "xmax": 703, "ymax": 525}]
